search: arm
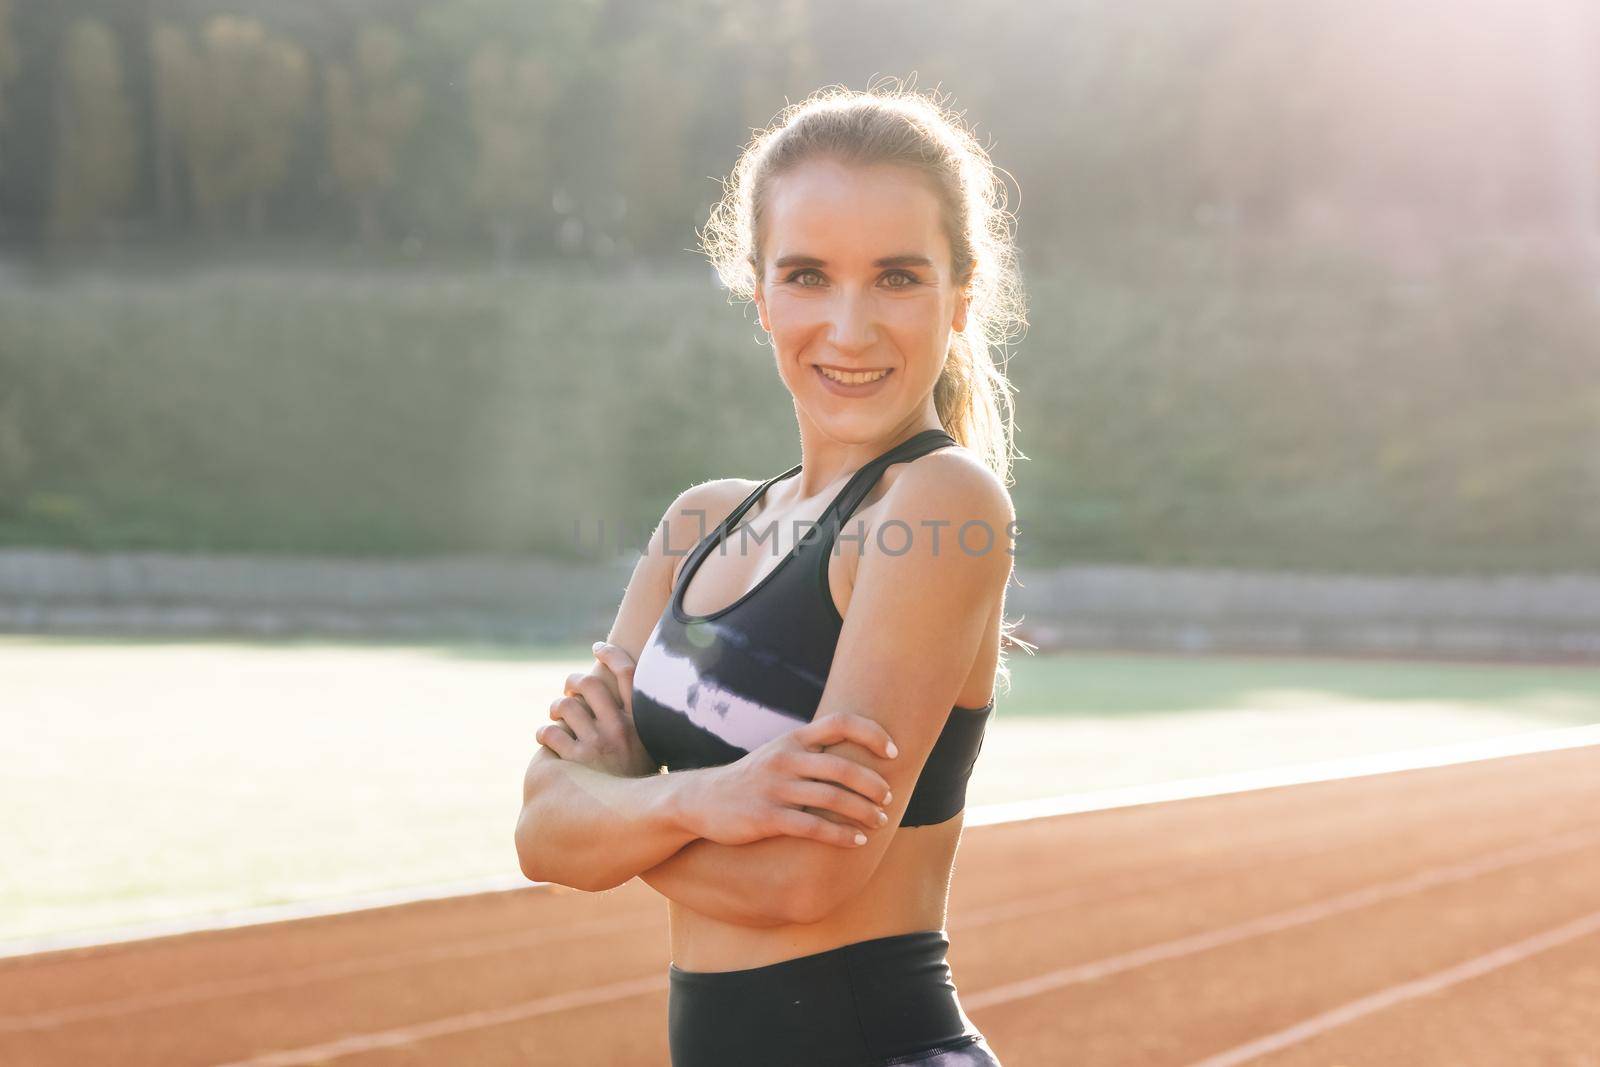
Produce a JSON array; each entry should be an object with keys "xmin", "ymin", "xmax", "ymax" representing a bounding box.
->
[
  {"xmin": 522, "ymin": 701, "xmax": 896, "ymax": 911},
  {"xmin": 635, "ymin": 451, "xmax": 1014, "ymax": 924},
  {"xmin": 516, "ymin": 478, "xmax": 890, "ymax": 904},
  {"xmin": 516, "ymin": 748, "xmax": 699, "ymax": 892},
  {"xmin": 515, "ymin": 481, "xmax": 737, "ymax": 891},
  {"xmin": 637, "ymin": 831, "xmax": 833, "ymax": 926}
]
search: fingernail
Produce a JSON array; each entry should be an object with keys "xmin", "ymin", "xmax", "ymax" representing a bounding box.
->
[
  {"xmin": 853, "ymin": 832, "xmax": 867, "ymax": 845},
  {"xmin": 883, "ymin": 789, "xmax": 893, "ymax": 804},
  {"xmin": 591, "ymin": 642, "xmax": 604, "ymax": 652},
  {"xmin": 886, "ymin": 741, "xmax": 898, "ymax": 758},
  {"xmin": 876, "ymin": 810, "xmax": 887, "ymax": 825}
]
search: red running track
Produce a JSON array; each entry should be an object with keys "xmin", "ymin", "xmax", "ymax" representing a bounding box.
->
[{"xmin": 3, "ymin": 743, "xmax": 1598, "ymax": 1066}]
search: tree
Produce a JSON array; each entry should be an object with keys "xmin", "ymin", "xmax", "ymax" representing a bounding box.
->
[
  {"xmin": 156, "ymin": 15, "xmax": 311, "ymax": 233},
  {"xmin": 51, "ymin": 17, "xmax": 137, "ymax": 240},
  {"xmin": 0, "ymin": 0, "xmax": 18, "ymax": 184},
  {"xmin": 0, "ymin": 0, "xmax": 18, "ymax": 131},
  {"xmin": 324, "ymin": 23, "xmax": 423, "ymax": 246},
  {"xmin": 466, "ymin": 39, "xmax": 555, "ymax": 266},
  {"xmin": 149, "ymin": 21, "xmax": 188, "ymax": 225}
]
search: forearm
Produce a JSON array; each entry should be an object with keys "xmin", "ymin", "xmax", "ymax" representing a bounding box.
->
[
  {"xmin": 515, "ymin": 753, "xmax": 699, "ymax": 892},
  {"xmin": 638, "ymin": 833, "xmax": 811, "ymax": 927}
]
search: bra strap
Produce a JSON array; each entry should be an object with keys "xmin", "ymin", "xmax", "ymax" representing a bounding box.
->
[
  {"xmin": 677, "ymin": 429, "xmax": 955, "ymax": 595},
  {"xmin": 721, "ymin": 464, "xmax": 802, "ymax": 538},
  {"xmin": 824, "ymin": 428, "xmax": 957, "ymax": 528},
  {"xmin": 674, "ymin": 463, "xmax": 801, "ymax": 595}
]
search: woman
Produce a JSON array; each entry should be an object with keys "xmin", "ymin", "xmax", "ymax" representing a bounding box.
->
[{"xmin": 516, "ymin": 82, "xmax": 1027, "ymax": 1066}]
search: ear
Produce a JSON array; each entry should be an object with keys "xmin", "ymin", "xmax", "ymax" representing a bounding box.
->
[
  {"xmin": 754, "ymin": 278, "xmax": 771, "ymax": 333},
  {"xmin": 952, "ymin": 289, "xmax": 970, "ymax": 334}
]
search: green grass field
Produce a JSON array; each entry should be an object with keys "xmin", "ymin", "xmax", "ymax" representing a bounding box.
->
[{"xmin": 4, "ymin": 635, "xmax": 1596, "ymax": 944}]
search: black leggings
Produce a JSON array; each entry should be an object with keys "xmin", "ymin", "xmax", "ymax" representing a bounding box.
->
[{"xmin": 667, "ymin": 929, "xmax": 1003, "ymax": 1066}]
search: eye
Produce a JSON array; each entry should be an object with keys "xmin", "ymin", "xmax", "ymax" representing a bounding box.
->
[
  {"xmin": 882, "ymin": 270, "xmax": 920, "ymax": 288},
  {"xmin": 785, "ymin": 268, "xmax": 825, "ymax": 287}
]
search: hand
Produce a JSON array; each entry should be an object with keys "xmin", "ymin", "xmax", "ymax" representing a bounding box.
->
[
  {"xmin": 676, "ymin": 713, "xmax": 900, "ymax": 849},
  {"xmin": 536, "ymin": 642, "xmax": 658, "ymax": 778}
]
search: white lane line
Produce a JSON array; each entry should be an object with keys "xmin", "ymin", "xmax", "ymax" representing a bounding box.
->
[
  {"xmin": 0, "ymin": 912, "xmax": 660, "ymax": 1034},
  {"xmin": 0, "ymin": 804, "xmax": 1457, "ymax": 1034},
  {"xmin": 0, "ymin": 874, "xmax": 547, "ymax": 961},
  {"xmin": 964, "ymin": 721, "xmax": 1600, "ymax": 827},
  {"xmin": 1183, "ymin": 908, "xmax": 1600, "ymax": 1067},
  {"xmin": 0, "ymin": 798, "xmax": 1539, "ymax": 1034},
  {"xmin": 958, "ymin": 822, "xmax": 1600, "ymax": 1011},
  {"xmin": 9, "ymin": 721, "xmax": 1599, "ymax": 965},
  {"xmin": 209, "ymin": 972, "xmax": 670, "ymax": 1067},
  {"xmin": 7, "ymin": 720, "xmax": 1596, "ymax": 962},
  {"xmin": 129, "ymin": 823, "xmax": 1600, "ymax": 1067}
]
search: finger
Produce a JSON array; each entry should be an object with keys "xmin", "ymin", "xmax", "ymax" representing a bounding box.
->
[
  {"xmin": 772, "ymin": 807, "xmax": 869, "ymax": 848},
  {"xmin": 582, "ymin": 660, "xmax": 625, "ymax": 710},
  {"xmin": 566, "ymin": 675, "xmax": 624, "ymax": 738},
  {"xmin": 777, "ymin": 780, "xmax": 887, "ymax": 831},
  {"xmin": 540, "ymin": 713, "xmax": 579, "ymax": 739},
  {"xmin": 787, "ymin": 751, "xmax": 893, "ymax": 806},
  {"xmin": 800, "ymin": 712, "xmax": 899, "ymax": 760},
  {"xmin": 540, "ymin": 715, "xmax": 577, "ymax": 742},
  {"xmin": 536, "ymin": 722, "xmax": 575, "ymax": 757},
  {"xmin": 563, "ymin": 670, "xmax": 603, "ymax": 699},
  {"xmin": 591, "ymin": 644, "xmax": 636, "ymax": 714},
  {"xmin": 549, "ymin": 695, "xmax": 598, "ymax": 742}
]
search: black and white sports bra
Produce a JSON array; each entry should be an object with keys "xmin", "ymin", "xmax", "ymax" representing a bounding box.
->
[{"xmin": 631, "ymin": 428, "xmax": 993, "ymax": 828}]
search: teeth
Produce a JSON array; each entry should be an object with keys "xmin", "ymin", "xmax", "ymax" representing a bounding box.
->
[{"xmin": 819, "ymin": 367, "xmax": 890, "ymax": 385}]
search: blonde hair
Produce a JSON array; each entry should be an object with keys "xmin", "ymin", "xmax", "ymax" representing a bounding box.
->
[
  {"xmin": 697, "ymin": 77, "xmax": 1027, "ymax": 488},
  {"xmin": 698, "ymin": 78, "xmax": 1037, "ymax": 683}
]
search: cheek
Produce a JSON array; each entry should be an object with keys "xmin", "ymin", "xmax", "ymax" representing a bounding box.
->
[
  {"xmin": 764, "ymin": 300, "xmax": 948, "ymax": 385},
  {"xmin": 764, "ymin": 295, "xmax": 822, "ymax": 332},
  {"xmin": 888, "ymin": 304, "xmax": 949, "ymax": 358},
  {"xmin": 768, "ymin": 295, "xmax": 944, "ymax": 337},
  {"xmin": 764, "ymin": 313, "xmax": 826, "ymax": 365}
]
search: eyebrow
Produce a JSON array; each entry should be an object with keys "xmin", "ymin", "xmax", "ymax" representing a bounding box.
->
[{"xmin": 773, "ymin": 254, "xmax": 936, "ymax": 270}]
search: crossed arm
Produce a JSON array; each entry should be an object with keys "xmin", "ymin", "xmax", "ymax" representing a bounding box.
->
[
  {"xmin": 516, "ymin": 479, "xmax": 820, "ymax": 924},
  {"xmin": 517, "ymin": 743, "xmax": 806, "ymax": 925},
  {"xmin": 517, "ymin": 454, "xmax": 1013, "ymax": 927}
]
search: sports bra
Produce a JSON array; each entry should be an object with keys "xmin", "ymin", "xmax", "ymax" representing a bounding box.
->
[{"xmin": 630, "ymin": 427, "xmax": 993, "ymax": 828}]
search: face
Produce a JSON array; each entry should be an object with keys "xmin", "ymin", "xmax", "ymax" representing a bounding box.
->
[{"xmin": 752, "ymin": 158, "xmax": 969, "ymax": 441}]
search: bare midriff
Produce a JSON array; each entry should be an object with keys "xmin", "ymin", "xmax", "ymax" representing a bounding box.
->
[{"xmin": 667, "ymin": 814, "xmax": 965, "ymax": 972}]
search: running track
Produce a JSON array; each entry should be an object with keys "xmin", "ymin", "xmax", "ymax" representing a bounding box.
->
[{"xmin": 4, "ymin": 743, "xmax": 1598, "ymax": 1066}]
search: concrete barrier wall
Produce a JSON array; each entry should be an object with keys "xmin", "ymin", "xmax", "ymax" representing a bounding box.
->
[
  {"xmin": 0, "ymin": 549, "xmax": 632, "ymax": 643},
  {"xmin": 1003, "ymin": 565, "xmax": 1600, "ymax": 662},
  {"xmin": 1, "ymin": 549, "xmax": 1596, "ymax": 661}
]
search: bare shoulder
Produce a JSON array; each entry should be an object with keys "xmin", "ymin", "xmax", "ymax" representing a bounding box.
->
[
  {"xmin": 882, "ymin": 446, "xmax": 1016, "ymax": 564},
  {"xmin": 605, "ymin": 477, "xmax": 763, "ymax": 658},
  {"xmin": 651, "ymin": 477, "xmax": 762, "ymax": 587},
  {"xmin": 657, "ymin": 478, "xmax": 759, "ymax": 555}
]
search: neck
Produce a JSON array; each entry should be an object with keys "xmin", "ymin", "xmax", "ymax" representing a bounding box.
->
[{"xmin": 789, "ymin": 411, "xmax": 944, "ymax": 501}]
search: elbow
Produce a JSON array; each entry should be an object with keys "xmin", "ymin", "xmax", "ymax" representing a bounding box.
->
[
  {"xmin": 515, "ymin": 755, "xmax": 569, "ymax": 887},
  {"xmin": 514, "ymin": 804, "xmax": 625, "ymax": 893},
  {"xmin": 514, "ymin": 805, "xmax": 550, "ymax": 884},
  {"xmin": 515, "ymin": 758, "xmax": 553, "ymax": 883}
]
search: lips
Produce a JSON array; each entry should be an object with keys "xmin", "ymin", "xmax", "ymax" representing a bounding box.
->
[{"xmin": 813, "ymin": 365, "xmax": 895, "ymax": 396}]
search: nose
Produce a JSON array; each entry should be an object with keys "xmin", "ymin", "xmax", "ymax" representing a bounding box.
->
[{"xmin": 825, "ymin": 288, "xmax": 877, "ymax": 354}]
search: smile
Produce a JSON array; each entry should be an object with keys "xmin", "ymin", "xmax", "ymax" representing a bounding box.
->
[{"xmin": 815, "ymin": 366, "xmax": 892, "ymax": 385}]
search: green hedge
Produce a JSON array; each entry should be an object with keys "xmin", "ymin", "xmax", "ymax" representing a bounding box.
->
[
  {"xmin": 1, "ymin": 247, "xmax": 1594, "ymax": 572},
  {"xmin": 1017, "ymin": 245, "xmax": 1600, "ymax": 572}
]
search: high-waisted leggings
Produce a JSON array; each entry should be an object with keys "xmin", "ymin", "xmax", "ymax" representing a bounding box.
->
[{"xmin": 667, "ymin": 929, "xmax": 1003, "ymax": 1066}]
